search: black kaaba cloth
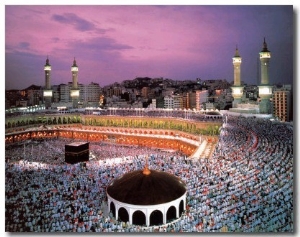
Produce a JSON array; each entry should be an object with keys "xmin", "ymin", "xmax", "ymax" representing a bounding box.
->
[{"xmin": 65, "ymin": 142, "xmax": 89, "ymax": 164}]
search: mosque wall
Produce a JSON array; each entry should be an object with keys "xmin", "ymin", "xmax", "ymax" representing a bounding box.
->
[{"xmin": 5, "ymin": 114, "xmax": 221, "ymax": 157}]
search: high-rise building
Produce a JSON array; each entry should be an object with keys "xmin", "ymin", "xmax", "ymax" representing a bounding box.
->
[
  {"xmin": 25, "ymin": 85, "xmax": 42, "ymax": 106},
  {"xmin": 272, "ymin": 85, "xmax": 292, "ymax": 122},
  {"xmin": 80, "ymin": 82, "xmax": 101, "ymax": 106},
  {"xmin": 231, "ymin": 47, "xmax": 244, "ymax": 108},
  {"xmin": 51, "ymin": 85, "xmax": 60, "ymax": 103},
  {"xmin": 164, "ymin": 95, "xmax": 174, "ymax": 109},
  {"xmin": 173, "ymin": 95, "xmax": 183, "ymax": 109},
  {"xmin": 43, "ymin": 57, "xmax": 53, "ymax": 108},
  {"xmin": 187, "ymin": 92, "xmax": 196, "ymax": 110},
  {"xmin": 104, "ymin": 86, "xmax": 122, "ymax": 98},
  {"xmin": 59, "ymin": 83, "xmax": 71, "ymax": 103},
  {"xmin": 182, "ymin": 93, "xmax": 188, "ymax": 110},
  {"xmin": 196, "ymin": 90, "xmax": 208, "ymax": 110},
  {"xmin": 258, "ymin": 38, "xmax": 273, "ymax": 114},
  {"xmin": 141, "ymin": 87, "xmax": 150, "ymax": 98},
  {"xmin": 149, "ymin": 98, "xmax": 157, "ymax": 109}
]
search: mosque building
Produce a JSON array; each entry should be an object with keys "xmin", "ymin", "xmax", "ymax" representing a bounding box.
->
[
  {"xmin": 106, "ymin": 159, "xmax": 187, "ymax": 227},
  {"xmin": 229, "ymin": 38, "xmax": 273, "ymax": 115}
]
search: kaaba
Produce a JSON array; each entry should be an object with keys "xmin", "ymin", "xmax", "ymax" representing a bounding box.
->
[{"xmin": 65, "ymin": 142, "xmax": 89, "ymax": 164}]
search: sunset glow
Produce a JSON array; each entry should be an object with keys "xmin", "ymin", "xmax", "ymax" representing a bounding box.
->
[{"xmin": 5, "ymin": 5, "xmax": 293, "ymax": 89}]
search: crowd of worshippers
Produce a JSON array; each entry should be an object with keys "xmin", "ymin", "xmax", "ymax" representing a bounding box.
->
[
  {"xmin": 5, "ymin": 115, "xmax": 293, "ymax": 232},
  {"xmin": 89, "ymin": 108, "xmax": 222, "ymax": 121}
]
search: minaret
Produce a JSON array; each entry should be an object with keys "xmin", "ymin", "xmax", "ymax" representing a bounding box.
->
[
  {"xmin": 43, "ymin": 56, "xmax": 53, "ymax": 109},
  {"xmin": 231, "ymin": 46, "xmax": 244, "ymax": 108},
  {"xmin": 70, "ymin": 57, "xmax": 80, "ymax": 108},
  {"xmin": 259, "ymin": 38, "xmax": 271, "ymax": 85},
  {"xmin": 258, "ymin": 38, "xmax": 272, "ymax": 114}
]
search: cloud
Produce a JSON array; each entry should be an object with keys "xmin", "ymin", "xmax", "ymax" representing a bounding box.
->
[
  {"xmin": 5, "ymin": 51, "xmax": 46, "ymax": 89},
  {"xmin": 51, "ymin": 13, "xmax": 96, "ymax": 32},
  {"xmin": 65, "ymin": 37, "xmax": 134, "ymax": 60},
  {"xmin": 5, "ymin": 5, "xmax": 293, "ymax": 90},
  {"xmin": 86, "ymin": 37, "xmax": 133, "ymax": 51},
  {"xmin": 19, "ymin": 42, "xmax": 30, "ymax": 49},
  {"xmin": 51, "ymin": 37, "xmax": 60, "ymax": 43}
]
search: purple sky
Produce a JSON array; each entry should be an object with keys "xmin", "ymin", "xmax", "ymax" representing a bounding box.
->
[{"xmin": 5, "ymin": 5, "xmax": 293, "ymax": 90}]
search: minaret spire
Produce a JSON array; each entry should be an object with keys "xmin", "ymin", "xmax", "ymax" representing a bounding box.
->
[
  {"xmin": 234, "ymin": 45, "xmax": 240, "ymax": 57},
  {"xmin": 73, "ymin": 57, "xmax": 77, "ymax": 67},
  {"xmin": 45, "ymin": 55, "xmax": 50, "ymax": 66},
  {"xmin": 262, "ymin": 37, "xmax": 269, "ymax": 52}
]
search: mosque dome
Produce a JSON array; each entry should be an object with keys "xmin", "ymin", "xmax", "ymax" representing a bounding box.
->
[{"xmin": 106, "ymin": 168, "xmax": 186, "ymax": 205}]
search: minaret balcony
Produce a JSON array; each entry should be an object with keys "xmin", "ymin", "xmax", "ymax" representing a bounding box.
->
[
  {"xmin": 258, "ymin": 85, "xmax": 272, "ymax": 96},
  {"xmin": 70, "ymin": 89, "xmax": 80, "ymax": 97},
  {"xmin": 43, "ymin": 90, "xmax": 53, "ymax": 97},
  {"xmin": 231, "ymin": 86, "xmax": 244, "ymax": 98}
]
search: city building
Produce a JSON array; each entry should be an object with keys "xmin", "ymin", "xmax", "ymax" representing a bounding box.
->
[
  {"xmin": 148, "ymin": 98, "xmax": 157, "ymax": 109},
  {"xmin": 164, "ymin": 95, "xmax": 174, "ymax": 109},
  {"xmin": 205, "ymin": 102, "xmax": 215, "ymax": 110},
  {"xmin": 104, "ymin": 85, "xmax": 123, "ymax": 98},
  {"xmin": 196, "ymin": 90, "xmax": 208, "ymax": 110},
  {"xmin": 187, "ymin": 92, "xmax": 196, "ymax": 110},
  {"xmin": 5, "ymin": 90, "xmax": 22, "ymax": 109},
  {"xmin": 162, "ymin": 88, "xmax": 175, "ymax": 97},
  {"xmin": 272, "ymin": 85, "xmax": 292, "ymax": 122},
  {"xmin": 174, "ymin": 95, "xmax": 184, "ymax": 109},
  {"xmin": 163, "ymin": 94, "xmax": 184, "ymax": 109},
  {"xmin": 59, "ymin": 83, "xmax": 71, "ymax": 103},
  {"xmin": 181, "ymin": 93, "xmax": 188, "ymax": 110},
  {"xmin": 51, "ymin": 85, "xmax": 60, "ymax": 103},
  {"xmin": 81, "ymin": 82, "xmax": 101, "ymax": 106},
  {"xmin": 24, "ymin": 85, "xmax": 43, "ymax": 106},
  {"xmin": 141, "ymin": 87, "xmax": 150, "ymax": 98}
]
